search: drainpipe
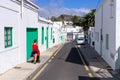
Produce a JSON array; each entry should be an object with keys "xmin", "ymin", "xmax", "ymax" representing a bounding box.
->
[
  {"xmin": 21, "ymin": 0, "xmax": 24, "ymax": 19},
  {"xmin": 18, "ymin": 0, "xmax": 24, "ymax": 62}
]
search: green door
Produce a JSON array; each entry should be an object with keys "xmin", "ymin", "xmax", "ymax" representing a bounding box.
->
[
  {"xmin": 46, "ymin": 27, "xmax": 49, "ymax": 49},
  {"xmin": 26, "ymin": 28, "xmax": 38, "ymax": 60},
  {"xmin": 41, "ymin": 27, "xmax": 44, "ymax": 45},
  {"xmin": 61, "ymin": 36, "xmax": 65, "ymax": 42}
]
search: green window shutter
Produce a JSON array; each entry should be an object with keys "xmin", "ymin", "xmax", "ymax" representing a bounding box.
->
[
  {"xmin": 4, "ymin": 27, "xmax": 12, "ymax": 48},
  {"xmin": 41, "ymin": 27, "xmax": 44, "ymax": 45}
]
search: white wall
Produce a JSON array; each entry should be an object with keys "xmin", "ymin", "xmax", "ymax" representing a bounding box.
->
[
  {"xmin": 38, "ymin": 21, "xmax": 49, "ymax": 52},
  {"xmin": 95, "ymin": 0, "xmax": 116, "ymax": 69},
  {"xmin": 102, "ymin": 1, "xmax": 116, "ymax": 69},
  {"xmin": 19, "ymin": 1, "xmax": 39, "ymax": 63},
  {"xmin": 53, "ymin": 22, "xmax": 62, "ymax": 30},
  {"xmin": 66, "ymin": 27, "xmax": 79, "ymax": 33},
  {"xmin": 0, "ymin": 0, "xmax": 39, "ymax": 73},
  {"xmin": 38, "ymin": 18, "xmax": 55, "ymax": 53},
  {"xmin": 0, "ymin": 0, "xmax": 20, "ymax": 73},
  {"xmin": 95, "ymin": 5, "xmax": 102, "ymax": 55},
  {"xmin": 115, "ymin": 0, "xmax": 120, "ymax": 69},
  {"xmin": 48, "ymin": 24, "xmax": 54, "ymax": 48},
  {"xmin": 0, "ymin": 0, "xmax": 63, "ymax": 74},
  {"xmin": 102, "ymin": 0, "xmax": 116, "ymax": 69},
  {"xmin": 53, "ymin": 22, "xmax": 62, "ymax": 45},
  {"xmin": 38, "ymin": 18, "xmax": 45, "ymax": 52},
  {"xmin": 53, "ymin": 28, "xmax": 61, "ymax": 45}
]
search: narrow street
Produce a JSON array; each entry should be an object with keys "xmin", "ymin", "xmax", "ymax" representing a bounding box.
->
[
  {"xmin": 1, "ymin": 1, "xmax": 120, "ymax": 80},
  {"xmin": 32, "ymin": 42, "xmax": 100, "ymax": 80}
]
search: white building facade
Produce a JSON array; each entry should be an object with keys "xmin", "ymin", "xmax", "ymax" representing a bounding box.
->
[
  {"xmin": 38, "ymin": 17, "xmax": 54, "ymax": 52},
  {"xmin": 0, "ymin": 0, "xmax": 64, "ymax": 74},
  {"xmin": 66, "ymin": 26, "xmax": 83, "ymax": 40},
  {"xmin": 95, "ymin": 0, "xmax": 120, "ymax": 70},
  {"xmin": 0, "ymin": 0, "xmax": 24, "ymax": 73},
  {"xmin": 53, "ymin": 21, "xmax": 67, "ymax": 44}
]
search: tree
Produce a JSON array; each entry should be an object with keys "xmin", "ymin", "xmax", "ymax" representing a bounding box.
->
[
  {"xmin": 88, "ymin": 9, "xmax": 95, "ymax": 27},
  {"xmin": 51, "ymin": 16, "xmax": 58, "ymax": 21},
  {"xmin": 72, "ymin": 15, "xmax": 80, "ymax": 26},
  {"xmin": 60, "ymin": 15, "xmax": 65, "ymax": 25},
  {"xmin": 60, "ymin": 14, "xmax": 64, "ymax": 21},
  {"xmin": 79, "ymin": 9, "xmax": 96, "ymax": 31}
]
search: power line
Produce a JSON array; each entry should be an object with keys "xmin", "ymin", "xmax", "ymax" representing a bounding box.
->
[{"xmin": 95, "ymin": 0, "xmax": 101, "ymax": 9}]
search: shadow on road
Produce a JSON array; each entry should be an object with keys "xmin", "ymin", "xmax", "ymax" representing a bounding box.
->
[
  {"xmin": 78, "ymin": 76, "xmax": 100, "ymax": 80},
  {"xmin": 65, "ymin": 47, "xmax": 85, "ymax": 65},
  {"xmin": 79, "ymin": 75, "xmax": 119, "ymax": 80}
]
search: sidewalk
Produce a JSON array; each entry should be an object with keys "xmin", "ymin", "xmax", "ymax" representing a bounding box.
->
[
  {"xmin": 80, "ymin": 44, "xmax": 120, "ymax": 80},
  {"xmin": 0, "ymin": 42, "xmax": 65, "ymax": 80}
]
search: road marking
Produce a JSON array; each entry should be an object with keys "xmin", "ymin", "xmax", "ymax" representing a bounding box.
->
[
  {"xmin": 32, "ymin": 63, "xmax": 48, "ymax": 80},
  {"xmin": 48, "ymin": 59, "xmax": 52, "ymax": 63},
  {"xmin": 75, "ymin": 45, "xmax": 93, "ymax": 78},
  {"xmin": 54, "ymin": 52, "xmax": 57, "ymax": 56},
  {"xmin": 54, "ymin": 44, "xmax": 64, "ymax": 56},
  {"xmin": 51, "ymin": 56, "xmax": 54, "ymax": 59},
  {"xmin": 76, "ymin": 46, "xmax": 90, "ymax": 71},
  {"xmin": 85, "ymin": 65, "xmax": 89, "ymax": 71},
  {"xmin": 32, "ymin": 43, "xmax": 65, "ymax": 80},
  {"xmin": 88, "ymin": 73, "xmax": 93, "ymax": 77},
  {"xmin": 76, "ymin": 46, "xmax": 87, "ymax": 66}
]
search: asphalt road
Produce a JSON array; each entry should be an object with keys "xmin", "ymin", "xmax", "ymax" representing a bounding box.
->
[{"xmin": 32, "ymin": 42, "xmax": 100, "ymax": 80}]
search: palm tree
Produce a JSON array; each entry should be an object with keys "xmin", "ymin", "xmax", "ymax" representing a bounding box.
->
[
  {"xmin": 80, "ymin": 9, "xmax": 95, "ymax": 28},
  {"xmin": 88, "ymin": 9, "xmax": 96, "ymax": 27},
  {"xmin": 72, "ymin": 15, "xmax": 79, "ymax": 26}
]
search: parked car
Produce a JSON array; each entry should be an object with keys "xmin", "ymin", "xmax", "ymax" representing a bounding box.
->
[{"xmin": 76, "ymin": 37, "xmax": 85, "ymax": 44}]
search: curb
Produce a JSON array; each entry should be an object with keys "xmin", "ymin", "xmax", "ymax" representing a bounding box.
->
[{"xmin": 79, "ymin": 46, "xmax": 114, "ymax": 79}]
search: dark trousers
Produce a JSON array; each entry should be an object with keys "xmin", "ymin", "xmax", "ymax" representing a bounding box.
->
[{"xmin": 36, "ymin": 56, "xmax": 40, "ymax": 62}]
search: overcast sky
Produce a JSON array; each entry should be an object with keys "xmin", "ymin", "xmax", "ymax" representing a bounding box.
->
[{"xmin": 30, "ymin": 0, "xmax": 103, "ymax": 18}]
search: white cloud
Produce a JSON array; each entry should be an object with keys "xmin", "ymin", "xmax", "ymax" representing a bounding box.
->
[
  {"xmin": 30, "ymin": 0, "xmax": 91, "ymax": 18},
  {"xmin": 39, "ymin": 7, "xmax": 91, "ymax": 18}
]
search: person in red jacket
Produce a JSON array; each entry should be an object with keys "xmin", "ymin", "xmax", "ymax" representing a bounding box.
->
[{"xmin": 32, "ymin": 39, "xmax": 40, "ymax": 64}]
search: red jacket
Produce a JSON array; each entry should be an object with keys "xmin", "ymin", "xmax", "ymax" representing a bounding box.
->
[
  {"xmin": 32, "ymin": 43, "xmax": 38, "ymax": 51},
  {"xmin": 32, "ymin": 43, "xmax": 40, "ymax": 56}
]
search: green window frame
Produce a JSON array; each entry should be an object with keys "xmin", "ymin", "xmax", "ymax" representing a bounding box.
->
[
  {"xmin": 4, "ymin": 27, "xmax": 12, "ymax": 48},
  {"xmin": 41, "ymin": 27, "xmax": 44, "ymax": 45}
]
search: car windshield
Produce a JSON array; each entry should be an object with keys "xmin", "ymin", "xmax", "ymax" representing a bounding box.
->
[{"xmin": 77, "ymin": 37, "xmax": 84, "ymax": 40}]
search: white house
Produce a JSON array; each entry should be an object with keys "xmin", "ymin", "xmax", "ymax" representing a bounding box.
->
[
  {"xmin": 0, "ymin": 0, "xmax": 19, "ymax": 73},
  {"xmin": 64, "ymin": 21, "xmax": 73, "ymax": 26},
  {"xmin": 0, "ymin": 0, "xmax": 40, "ymax": 73},
  {"xmin": 38, "ymin": 17, "xmax": 54, "ymax": 52},
  {"xmin": 0, "ymin": 0, "xmax": 64, "ymax": 74},
  {"xmin": 21, "ymin": 0, "xmax": 39, "ymax": 62},
  {"xmin": 66, "ymin": 26, "xmax": 83, "ymax": 40},
  {"xmin": 53, "ymin": 21, "xmax": 67, "ymax": 44},
  {"xmin": 95, "ymin": 0, "xmax": 120, "ymax": 70}
]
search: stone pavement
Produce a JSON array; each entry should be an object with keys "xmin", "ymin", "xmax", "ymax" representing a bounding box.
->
[
  {"xmin": 0, "ymin": 42, "xmax": 66, "ymax": 80},
  {"xmin": 79, "ymin": 44, "xmax": 120, "ymax": 80}
]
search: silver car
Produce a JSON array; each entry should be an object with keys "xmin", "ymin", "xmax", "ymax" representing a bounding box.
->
[{"xmin": 76, "ymin": 37, "xmax": 85, "ymax": 44}]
